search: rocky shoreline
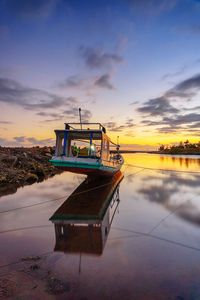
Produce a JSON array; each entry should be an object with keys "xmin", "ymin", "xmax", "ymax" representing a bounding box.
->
[{"xmin": 0, "ymin": 146, "xmax": 62, "ymax": 197}]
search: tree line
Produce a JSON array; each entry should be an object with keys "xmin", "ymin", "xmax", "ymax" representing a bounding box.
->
[{"xmin": 159, "ymin": 140, "xmax": 200, "ymax": 154}]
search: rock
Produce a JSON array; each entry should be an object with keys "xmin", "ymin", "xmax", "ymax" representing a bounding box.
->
[
  {"xmin": 0, "ymin": 175, "xmax": 7, "ymax": 183},
  {"xmin": 21, "ymin": 256, "xmax": 41, "ymax": 261},
  {"xmin": 34, "ymin": 166, "xmax": 45, "ymax": 178},
  {"xmin": 0, "ymin": 146, "xmax": 62, "ymax": 196},
  {"xmin": 30, "ymin": 264, "xmax": 39, "ymax": 270},
  {"xmin": 1, "ymin": 155, "xmax": 17, "ymax": 166},
  {"xmin": 25, "ymin": 173, "xmax": 38, "ymax": 184},
  {"xmin": 46, "ymin": 277, "xmax": 70, "ymax": 295}
]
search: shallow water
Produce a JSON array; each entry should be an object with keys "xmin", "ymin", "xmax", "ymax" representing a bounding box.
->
[{"xmin": 1, "ymin": 153, "xmax": 200, "ymax": 299}]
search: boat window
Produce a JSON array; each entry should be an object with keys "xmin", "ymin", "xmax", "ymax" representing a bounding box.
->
[
  {"xmin": 55, "ymin": 130, "xmax": 102, "ymax": 158},
  {"xmin": 68, "ymin": 138, "xmax": 102, "ymax": 158}
]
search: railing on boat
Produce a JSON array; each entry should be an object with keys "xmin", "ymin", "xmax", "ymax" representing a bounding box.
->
[{"xmin": 65, "ymin": 122, "xmax": 106, "ymax": 132}]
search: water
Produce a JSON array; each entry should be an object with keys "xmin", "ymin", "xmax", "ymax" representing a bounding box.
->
[{"xmin": 1, "ymin": 153, "xmax": 200, "ymax": 299}]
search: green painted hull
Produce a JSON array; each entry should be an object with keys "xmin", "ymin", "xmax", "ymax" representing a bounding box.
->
[{"xmin": 50, "ymin": 159, "xmax": 119, "ymax": 176}]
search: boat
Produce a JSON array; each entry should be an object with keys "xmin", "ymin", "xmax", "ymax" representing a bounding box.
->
[
  {"xmin": 50, "ymin": 171, "xmax": 123, "ymax": 256},
  {"xmin": 50, "ymin": 121, "xmax": 124, "ymax": 176}
]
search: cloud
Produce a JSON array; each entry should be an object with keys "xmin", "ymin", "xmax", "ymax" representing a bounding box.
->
[
  {"xmin": 156, "ymin": 126, "xmax": 183, "ymax": 134},
  {"xmin": 0, "ymin": 120, "xmax": 13, "ymax": 124},
  {"xmin": 57, "ymin": 45, "xmax": 123, "ymax": 92},
  {"xmin": 94, "ymin": 74, "xmax": 115, "ymax": 90},
  {"xmin": 141, "ymin": 113, "xmax": 200, "ymax": 134},
  {"xmin": 0, "ymin": 77, "xmax": 77, "ymax": 110},
  {"xmin": 103, "ymin": 122, "xmax": 122, "ymax": 131},
  {"xmin": 104, "ymin": 118, "xmax": 135, "ymax": 132},
  {"xmin": 0, "ymin": 137, "xmax": 9, "ymax": 145},
  {"xmin": 137, "ymin": 96, "xmax": 179, "ymax": 116},
  {"xmin": 161, "ymin": 59, "xmax": 200, "ymax": 81},
  {"xmin": 62, "ymin": 108, "xmax": 92, "ymax": 122},
  {"xmin": 36, "ymin": 105, "xmax": 91, "ymax": 123},
  {"xmin": 161, "ymin": 65, "xmax": 187, "ymax": 81},
  {"xmin": 183, "ymin": 105, "xmax": 200, "ymax": 112},
  {"xmin": 79, "ymin": 46, "xmax": 123, "ymax": 70},
  {"xmin": 187, "ymin": 121, "xmax": 200, "ymax": 129},
  {"xmin": 166, "ymin": 74, "xmax": 200, "ymax": 98},
  {"xmin": 6, "ymin": 0, "xmax": 59, "ymax": 19},
  {"xmin": 128, "ymin": 0, "xmax": 178, "ymax": 15},
  {"xmin": 58, "ymin": 75, "xmax": 84, "ymax": 89},
  {"xmin": 36, "ymin": 111, "xmax": 65, "ymax": 123},
  {"xmin": 14, "ymin": 136, "xmax": 26, "ymax": 142},
  {"xmin": 0, "ymin": 136, "xmax": 54, "ymax": 146},
  {"xmin": 36, "ymin": 112, "xmax": 61, "ymax": 118},
  {"xmin": 138, "ymin": 172, "xmax": 200, "ymax": 227},
  {"xmin": 26, "ymin": 137, "xmax": 54, "ymax": 145},
  {"xmin": 136, "ymin": 74, "xmax": 200, "ymax": 135},
  {"xmin": 162, "ymin": 113, "xmax": 200, "ymax": 126},
  {"xmin": 58, "ymin": 73, "xmax": 115, "ymax": 91}
]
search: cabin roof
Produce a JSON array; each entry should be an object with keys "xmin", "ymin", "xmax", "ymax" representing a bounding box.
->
[
  {"xmin": 64, "ymin": 122, "xmax": 105, "ymax": 131},
  {"xmin": 54, "ymin": 129, "xmax": 110, "ymax": 141},
  {"xmin": 54, "ymin": 122, "xmax": 118, "ymax": 145}
]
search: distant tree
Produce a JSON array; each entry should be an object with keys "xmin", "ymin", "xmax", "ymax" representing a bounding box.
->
[
  {"xmin": 158, "ymin": 140, "xmax": 200, "ymax": 154},
  {"xmin": 184, "ymin": 140, "xmax": 189, "ymax": 148},
  {"xmin": 159, "ymin": 145, "xmax": 165, "ymax": 151},
  {"xmin": 179, "ymin": 141, "xmax": 184, "ymax": 149}
]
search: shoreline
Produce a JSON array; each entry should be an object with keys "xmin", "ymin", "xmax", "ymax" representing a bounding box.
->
[
  {"xmin": 112, "ymin": 150, "xmax": 200, "ymax": 155},
  {"xmin": 0, "ymin": 146, "xmax": 62, "ymax": 197},
  {"xmin": 1, "ymin": 146, "xmax": 200, "ymax": 197}
]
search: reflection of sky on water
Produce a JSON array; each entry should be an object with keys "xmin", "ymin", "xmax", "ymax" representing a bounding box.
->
[
  {"xmin": 0, "ymin": 172, "xmax": 85, "ymax": 265},
  {"xmin": 123, "ymin": 153, "xmax": 200, "ymax": 172},
  {"xmin": 1, "ymin": 154, "xmax": 200, "ymax": 299}
]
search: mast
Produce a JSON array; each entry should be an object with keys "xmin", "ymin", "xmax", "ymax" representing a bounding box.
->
[{"xmin": 79, "ymin": 108, "xmax": 82, "ymax": 130}]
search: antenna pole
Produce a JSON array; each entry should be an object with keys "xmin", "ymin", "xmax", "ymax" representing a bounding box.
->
[
  {"xmin": 79, "ymin": 108, "xmax": 82, "ymax": 129},
  {"xmin": 117, "ymin": 136, "xmax": 120, "ymax": 155}
]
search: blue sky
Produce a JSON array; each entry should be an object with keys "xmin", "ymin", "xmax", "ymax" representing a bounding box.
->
[{"xmin": 1, "ymin": 0, "xmax": 200, "ymax": 149}]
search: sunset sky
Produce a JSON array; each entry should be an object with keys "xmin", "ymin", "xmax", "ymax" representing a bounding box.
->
[{"xmin": 1, "ymin": 0, "xmax": 200, "ymax": 150}]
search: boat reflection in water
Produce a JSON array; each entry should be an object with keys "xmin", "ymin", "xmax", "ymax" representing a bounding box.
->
[{"xmin": 50, "ymin": 171, "xmax": 123, "ymax": 256}]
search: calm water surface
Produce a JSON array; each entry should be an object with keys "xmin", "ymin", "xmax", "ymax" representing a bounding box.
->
[{"xmin": 1, "ymin": 153, "xmax": 200, "ymax": 299}]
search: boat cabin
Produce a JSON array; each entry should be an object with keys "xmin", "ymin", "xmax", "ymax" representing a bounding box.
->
[{"xmin": 54, "ymin": 123, "xmax": 114, "ymax": 161}]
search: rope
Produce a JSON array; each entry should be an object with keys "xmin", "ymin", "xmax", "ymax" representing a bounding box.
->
[
  {"xmin": 0, "ymin": 165, "xmax": 145, "ymax": 215},
  {"xmin": 0, "ymin": 195, "xmax": 67, "ymax": 214},
  {"xmin": 0, "ymin": 178, "xmax": 124, "ymax": 215},
  {"xmin": 111, "ymin": 227, "xmax": 200, "ymax": 252},
  {"xmin": 123, "ymin": 161, "xmax": 200, "ymax": 174},
  {"xmin": 147, "ymin": 193, "xmax": 200, "ymax": 235},
  {"xmin": 0, "ymin": 224, "xmax": 52, "ymax": 235},
  {"xmin": 0, "ymin": 168, "xmax": 144, "ymax": 227},
  {"xmin": 1, "ymin": 158, "xmax": 199, "ymax": 215}
]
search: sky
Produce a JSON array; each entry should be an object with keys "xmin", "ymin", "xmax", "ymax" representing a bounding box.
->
[{"xmin": 1, "ymin": 0, "xmax": 200, "ymax": 150}]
